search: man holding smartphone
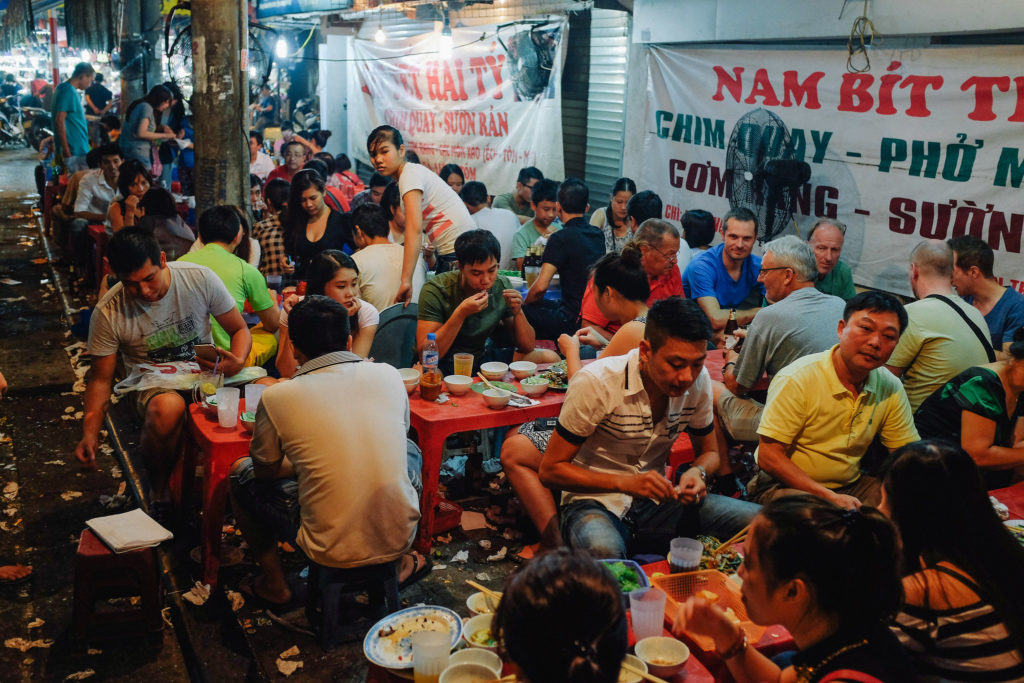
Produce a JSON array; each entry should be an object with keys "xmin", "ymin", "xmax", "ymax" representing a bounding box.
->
[{"xmin": 75, "ymin": 227, "xmax": 251, "ymax": 518}]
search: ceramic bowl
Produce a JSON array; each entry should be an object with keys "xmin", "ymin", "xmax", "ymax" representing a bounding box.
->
[
  {"xmin": 239, "ymin": 411, "xmax": 256, "ymax": 433},
  {"xmin": 439, "ymin": 663, "xmax": 496, "ymax": 683},
  {"xmin": 444, "ymin": 375, "xmax": 474, "ymax": 396},
  {"xmin": 519, "ymin": 376, "xmax": 549, "ymax": 396},
  {"xmin": 465, "ymin": 591, "xmax": 502, "ymax": 616},
  {"xmin": 479, "ymin": 362, "xmax": 509, "ymax": 381},
  {"xmin": 448, "ymin": 648, "xmax": 502, "ymax": 675},
  {"xmin": 508, "ymin": 360, "xmax": 537, "ymax": 379},
  {"xmin": 398, "ymin": 368, "xmax": 420, "ymax": 394},
  {"xmin": 482, "ymin": 388, "xmax": 510, "ymax": 409},
  {"xmin": 617, "ymin": 654, "xmax": 648, "ymax": 683},
  {"xmin": 461, "ymin": 614, "xmax": 498, "ymax": 651},
  {"xmin": 635, "ymin": 636, "xmax": 690, "ymax": 678}
]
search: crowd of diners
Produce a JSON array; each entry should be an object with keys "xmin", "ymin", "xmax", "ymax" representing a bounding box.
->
[{"xmin": 44, "ymin": 97, "xmax": 1024, "ymax": 682}]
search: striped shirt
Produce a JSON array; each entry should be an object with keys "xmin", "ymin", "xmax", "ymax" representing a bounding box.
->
[
  {"xmin": 892, "ymin": 563, "xmax": 1024, "ymax": 682},
  {"xmin": 556, "ymin": 348, "xmax": 714, "ymax": 518}
]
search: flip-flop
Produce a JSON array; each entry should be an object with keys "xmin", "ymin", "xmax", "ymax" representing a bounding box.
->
[
  {"xmin": 0, "ymin": 566, "xmax": 33, "ymax": 586},
  {"xmin": 238, "ymin": 573, "xmax": 303, "ymax": 613},
  {"xmin": 397, "ymin": 552, "xmax": 433, "ymax": 591}
]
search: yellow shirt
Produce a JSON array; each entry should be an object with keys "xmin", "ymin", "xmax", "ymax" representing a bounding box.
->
[{"xmin": 756, "ymin": 346, "xmax": 919, "ymax": 488}]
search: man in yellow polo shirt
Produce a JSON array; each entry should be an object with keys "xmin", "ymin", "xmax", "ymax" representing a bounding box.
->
[{"xmin": 750, "ymin": 291, "xmax": 919, "ymax": 509}]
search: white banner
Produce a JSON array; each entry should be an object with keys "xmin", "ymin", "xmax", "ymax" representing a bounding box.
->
[
  {"xmin": 637, "ymin": 45, "xmax": 1024, "ymax": 296},
  {"xmin": 349, "ymin": 18, "xmax": 567, "ymax": 193}
]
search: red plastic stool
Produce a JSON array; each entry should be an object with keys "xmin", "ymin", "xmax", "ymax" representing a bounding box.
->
[{"xmin": 71, "ymin": 529, "xmax": 163, "ymax": 639}]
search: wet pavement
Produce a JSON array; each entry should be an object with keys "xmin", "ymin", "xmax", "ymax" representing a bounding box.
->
[{"xmin": 0, "ymin": 147, "xmax": 522, "ymax": 681}]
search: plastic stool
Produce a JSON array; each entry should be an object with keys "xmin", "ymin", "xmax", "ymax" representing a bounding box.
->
[
  {"xmin": 72, "ymin": 529, "xmax": 163, "ymax": 639},
  {"xmin": 306, "ymin": 561, "xmax": 400, "ymax": 649}
]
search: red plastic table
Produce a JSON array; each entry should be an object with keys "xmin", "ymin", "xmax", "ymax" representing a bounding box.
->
[
  {"xmin": 183, "ymin": 402, "xmax": 253, "ymax": 587},
  {"xmin": 992, "ymin": 481, "xmax": 1024, "ymax": 519},
  {"xmin": 409, "ymin": 378, "xmax": 567, "ymax": 553}
]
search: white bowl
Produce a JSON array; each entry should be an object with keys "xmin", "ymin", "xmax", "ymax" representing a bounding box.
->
[
  {"xmin": 439, "ymin": 663, "xmax": 497, "ymax": 683},
  {"xmin": 635, "ymin": 636, "xmax": 690, "ymax": 678},
  {"xmin": 618, "ymin": 654, "xmax": 648, "ymax": 683},
  {"xmin": 466, "ymin": 590, "xmax": 502, "ymax": 616},
  {"xmin": 444, "ymin": 374, "xmax": 474, "ymax": 396},
  {"xmin": 519, "ymin": 376, "xmax": 549, "ymax": 396},
  {"xmin": 481, "ymin": 388, "xmax": 510, "ymax": 409},
  {"xmin": 479, "ymin": 362, "xmax": 508, "ymax": 381},
  {"xmin": 448, "ymin": 648, "xmax": 502, "ymax": 675},
  {"xmin": 508, "ymin": 360, "xmax": 537, "ymax": 379},
  {"xmin": 239, "ymin": 412, "xmax": 256, "ymax": 433},
  {"xmin": 398, "ymin": 368, "xmax": 420, "ymax": 394},
  {"xmin": 462, "ymin": 614, "xmax": 498, "ymax": 651}
]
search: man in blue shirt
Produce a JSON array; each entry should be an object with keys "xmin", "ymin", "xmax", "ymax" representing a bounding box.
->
[
  {"xmin": 682, "ymin": 207, "xmax": 764, "ymax": 332},
  {"xmin": 949, "ymin": 235, "xmax": 1024, "ymax": 358},
  {"xmin": 52, "ymin": 62, "xmax": 95, "ymax": 173}
]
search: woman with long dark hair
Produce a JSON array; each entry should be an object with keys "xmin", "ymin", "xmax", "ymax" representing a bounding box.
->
[
  {"xmin": 493, "ymin": 549, "xmax": 627, "ymax": 683},
  {"xmin": 107, "ymin": 159, "xmax": 152, "ymax": 232},
  {"xmin": 281, "ymin": 169, "xmax": 352, "ymax": 279},
  {"xmin": 882, "ymin": 440, "xmax": 1024, "ymax": 681},
  {"xmin": 120, "ymin": 85, "xmax": 175, "ymax": 172},
  {"xmin": 589, "ymin": 177, "xmax": 637, "ymax": 254},
  {"xmin": 276, "ymin": 250, "xmax": 379, "ymax": 376},
  {"xmin": 674, "ymin": 496, "xmax": 915, "ymax": 682},
  {"xmin": 438, "ymin": 163, "xmax": 465, "ymax": 194}
]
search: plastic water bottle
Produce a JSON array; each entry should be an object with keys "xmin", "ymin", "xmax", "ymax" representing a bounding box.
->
[{"xmin": 422, "ymin": 333, "xmax": 439, "ymax": 374}]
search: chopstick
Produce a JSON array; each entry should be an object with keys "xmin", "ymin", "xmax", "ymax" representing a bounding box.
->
[
  {"xmin": 476, "ymin": 372, "xmax": 496, "ymax": 390},
  {"xmin": 476, "ymin": 373, "xmax": 532, "ymax": 403},
  {"xmin": 466, "ymin": 579, "xmax": 503, "ymax": 602},
  {"xmin": 487, "ymin": 676, "xmax": 517, "ymax": 683},
  {"xmin": 621, "ymin": 662, "xmax": 670, "ymax": 683},
  {"xmin": 712, "ymin": 524, "xmax": 749, "ymax": 556}
]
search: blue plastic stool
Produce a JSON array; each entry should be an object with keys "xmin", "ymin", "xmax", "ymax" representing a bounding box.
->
[{"xmin": 306, "ymin": 560, "xmax": 400, "ymax": 649}]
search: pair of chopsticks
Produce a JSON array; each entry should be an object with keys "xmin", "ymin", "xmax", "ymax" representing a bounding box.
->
[
  {"xmin": 476, "ymin": 373, "xmax": 532, "ymax": 403},
  {"xmin": 466, "ymin": 579, "xmax": 502, "ymax": 602},
  {"xmin": 711, "ymin": 524, "xmax": 749, "ymax": 556},
  {"xmin": 621, "ymin": 662, "xmax": 670, "ymax": 683}
]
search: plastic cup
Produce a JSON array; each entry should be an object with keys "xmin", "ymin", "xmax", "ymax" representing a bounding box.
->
[
  {"xmin": 629, "ymin": 587, "xmax": 667, "ymax": 642},
  {"xmin": 412, "ymin": 630, "xmax": 450, "ymax": 683},
  {"xmin": 266, "ymin": 275, "xmax": 282, "ymax": 294},
  {"xmin": 670, "ymin": 537, "xmax": 703, "ymax": 573},
  {"xmin": 216, "ymin": 387, "xmax": 240, "ymax": 428},
  {"xmin": 453, "ymin": 353, "xmax": 474, "ymax": 378},
  {"xmin": 244, "ymin": 383, "xmax": 266, "ymax": 413}
]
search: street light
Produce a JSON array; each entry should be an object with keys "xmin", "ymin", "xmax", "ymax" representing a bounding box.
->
[{"xmin": 275, "ymin": 38, "xmax": 288, "ymax": 59}]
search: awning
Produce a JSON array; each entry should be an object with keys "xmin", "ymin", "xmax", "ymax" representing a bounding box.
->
[
  {"xmin": 0, "ymin": 0, "xmax": 32, "ymax": 51},
  {"xmin": 63, "ymin": 0, "xmax": 116, "ymax": 52}
]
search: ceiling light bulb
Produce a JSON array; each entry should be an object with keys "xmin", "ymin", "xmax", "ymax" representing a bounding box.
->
[
  {"xmin": 275, "ymin": 38, "xmax": 288, "ymax": 59},
  {"xmin": 374, "ymin": 25, "xmax": 386, "ymax": 43}
]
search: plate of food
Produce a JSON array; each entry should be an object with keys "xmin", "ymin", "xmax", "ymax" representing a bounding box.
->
[
  {"xmin": 471, "ymin": 380, "xmax": 516, "ymax": 394},
  {"xmin": 363, "ymin": 605, "xmax": 463, "ymax": 669},
  {"xmin": 1005, "ymin": 520, "xmax": 1024, "ymax": 546},
  {"xmin": 539, "ymin": 360, "xmax": 569, "ymax": 391}
]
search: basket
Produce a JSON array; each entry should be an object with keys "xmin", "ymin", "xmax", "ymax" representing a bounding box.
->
[{"xmin": 651, "ymin": 569, "xmax": 766, "ymax": 653}]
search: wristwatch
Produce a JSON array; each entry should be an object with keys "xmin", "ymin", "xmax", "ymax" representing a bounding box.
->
[{"xmin": 689, "ymin": 465, "xmax": 706, "ymax": 482}]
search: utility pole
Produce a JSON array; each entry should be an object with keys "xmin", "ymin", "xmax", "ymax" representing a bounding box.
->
[
  {"xmin": 191, "ymin": 0, "xmax": 249, "ymax": 214},
  {"xmin": 120, "ymin": 0, "xmax": 165, "ymax": 110},
  {"xmin": 141, "ymin": 0, "xmax": 164, "ymax": 93}
]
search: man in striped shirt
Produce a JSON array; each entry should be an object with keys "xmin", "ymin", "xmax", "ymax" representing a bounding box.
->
[{"xmin": 539, "ymin": 297, "xmax": 760, "ymax": 558}]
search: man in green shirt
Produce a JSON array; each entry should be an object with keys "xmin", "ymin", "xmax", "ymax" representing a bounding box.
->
[
  {"xmin": 179, "ymin": 206, "xmax": 280, "ymax": 366},
  {"xmin": 492, "ymin": 166, "xmax": 543, "ymax": 225},
  {"xmin": 510, "ymin": 179, "xmax": 560, "ymax": 271},
  {"xmin": 808, "ymin": 219, "xmax": 857, "ymax": 300},
  {"xmin": 417, "ymin": 229, "xmax": 552, "ymax": 375}
]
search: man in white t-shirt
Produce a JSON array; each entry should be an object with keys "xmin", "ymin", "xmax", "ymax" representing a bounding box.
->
[
  {"xmin": 75, "ymin": 227, "xmax": 252, "ymax": 511},
  {"xmin": 249, "ymin": 131, "xmax": 275, "ymax": 181},
  {"xmin": 461, "ymin": 181, "xmax": 519, "ymax": 270},
  {"xmin": 229, "ymin": 295, "xmax": 427, "ymax": 608},
  {"xmin": 352, "ymin": 203, "xmax": 423, "ymax": 312},
  {"xmin": 539, "ymin": 297, "xmax": 759, "ymax": 557}
]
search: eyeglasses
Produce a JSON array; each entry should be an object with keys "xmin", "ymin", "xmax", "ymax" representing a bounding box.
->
[{"xmin": 757, "ymin": 266, "xmax": 792, "ymax": 277}]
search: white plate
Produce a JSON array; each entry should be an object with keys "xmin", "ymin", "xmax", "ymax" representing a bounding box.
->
[{"xmin": 363, "ymin": 605, "xmax": 463, "ymax": 669}]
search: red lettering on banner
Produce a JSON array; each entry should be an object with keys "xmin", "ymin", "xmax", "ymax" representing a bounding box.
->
[
  {"xmin": 469, "ymin": 57, "xmax": 488, "ymax": 96},
  {"xmin": 484, "ymin": 56, "xmax": 505, "ymax": 98},
  {"xmin": 961, "ymin": 76, "xmax": 1011, "ymax": 121},
  {"xmin": 838, "ymin": 73, "xmax": 873, "ymax": 113},
  {"xmin": 744, "ymin": 69, "xmax": 781, "ymax": 106},
  {"xmin": 900, "ymin": 75, "xmax": 943, "ymax": 117},
  {"xmin": 781, "ymin": 70, "xmax": 824, "ymax": 109},
  {"xmin": 454, "ymin": 59, "xmax": 469, "ymax": 100},
  {"xmin": 712, "ymin": 66, "xmax": 744, "ymax": 102},
  {"xmin": 1009, "ymin": 76, "xmax": 1024, "ymax": 122}
]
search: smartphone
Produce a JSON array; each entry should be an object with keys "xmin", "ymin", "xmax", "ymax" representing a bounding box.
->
[
  {"xmin": 194, "ymin": 344, "xmax": 218, "ymax": 363},
  {"xmin": 533, "ymin": 417, "xmax": 558, "ymax": 431}
]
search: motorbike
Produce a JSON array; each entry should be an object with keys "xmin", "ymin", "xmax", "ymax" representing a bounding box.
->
[
  {"xmin": 0, "ymin": 97, "xmax": 27, "ymax": 148},
  {"xmin": 22, "ymin": 106, "xmax": 52, "ymax": 151},
  {"xmin": 291, "ymin": 98, "xmax": 320, "ymax": 134}
]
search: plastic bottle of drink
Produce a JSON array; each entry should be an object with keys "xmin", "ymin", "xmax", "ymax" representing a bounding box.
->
[{"xmin": 422, "ymin": 333, "xmax": 439, "ymax": 373}]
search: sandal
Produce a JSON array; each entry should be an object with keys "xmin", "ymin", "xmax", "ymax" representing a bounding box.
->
[
  {"xmin": 239, "ymin": 573, "xmax": 303, "ymax": 613},
  {"xmin": 0, "ymin": 565, "xmax": 33, "ymax": 586},
  {"xmin": 397, "ymin": 552, "xmax": 433, "ymax": 590}
]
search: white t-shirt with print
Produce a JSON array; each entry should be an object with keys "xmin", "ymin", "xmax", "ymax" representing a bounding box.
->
[
  {"xmin": 88, "ymin": 261, "xmax": 237, "ymax": 377},
  {"xmin": 397, "ymin": 162, "xmax": 473, "ymax": 256}
]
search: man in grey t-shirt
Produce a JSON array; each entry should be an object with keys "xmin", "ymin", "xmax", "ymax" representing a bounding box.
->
[
  {"xmin": 75, "ymin": 227, "xmax": 251, "ymax": 509},
  {"xmin": 714, "ymin": 236, "xmax": 846, "ymax": 445}
]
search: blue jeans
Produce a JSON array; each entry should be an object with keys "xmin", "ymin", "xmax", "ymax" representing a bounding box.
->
[{"xmin": 560, "ymin": 495, "xmax": 761, "ymax": 559}]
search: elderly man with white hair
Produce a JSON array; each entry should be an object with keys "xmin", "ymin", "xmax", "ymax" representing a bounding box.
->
[
  {"xmin": 808, "ymin": 219, "xmax": 857, "ymax": 300},
  {"xmin": 713, "ymin": 235, "xmax": 847, "ymax": 450}
]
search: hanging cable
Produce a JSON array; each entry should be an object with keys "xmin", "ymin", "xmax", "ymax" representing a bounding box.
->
[{"xmin": 846, "ymin": 0, "xmax": 877, "ymax": 73}]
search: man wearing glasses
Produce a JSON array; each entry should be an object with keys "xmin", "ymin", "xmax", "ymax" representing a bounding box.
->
[
  {"xmin": 682, "ymin": 207, "xmax": 765, "ymax": 332},
  {"xmin": 265, "ymin": 141, "xmax": 308, "ymax": 185},
  {"xmin": 713, "ymin": 236, "xmax": 846, "ymax": 449}
]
